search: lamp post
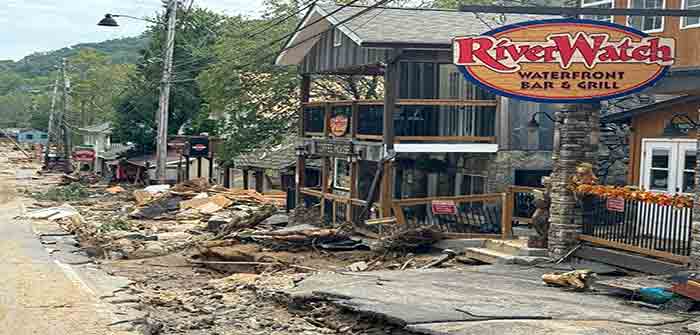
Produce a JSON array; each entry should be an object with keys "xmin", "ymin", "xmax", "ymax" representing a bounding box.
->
[{"xmin": 97, "ymin": 0, "xmax": 177, "ymax": 184}]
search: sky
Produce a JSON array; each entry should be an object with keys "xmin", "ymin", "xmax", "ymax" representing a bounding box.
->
[{"xmin": 0, "ymin": 0, "xmax": 265, "ymax": 61}]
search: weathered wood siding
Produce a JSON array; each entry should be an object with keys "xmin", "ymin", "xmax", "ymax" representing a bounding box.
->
[
  {"xmin": 628, "ymin": 102, "xmax": 699, "ymax": 185},
  {"xmin": 299, "ymin": 30, "xmax": 391, "ymax": 74},
  {"xmin": 613, "ymin": 0, "xmax": 700, "ymax": 67}
]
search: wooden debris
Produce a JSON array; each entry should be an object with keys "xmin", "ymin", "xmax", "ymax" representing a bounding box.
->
[
  {"xmin": 133, "ymin": 190, "xmax": 153, "ymax": 206},
  {"xmin": 180, "ymin": 194, "xmax": 234, "ymax": 214},
  {"xmin": 542, "ymin": 270, "xmax": 596, "ymax": 290},
  {"xmin": 420, "ymin": 249, "xmax": 456, "ymax": 269},
  {"xmin": 379, "ymin": 226, "xmax": 443, "ymax": 252},
  {"xmin": 106, "ymin": 185, "xmax": 126, "ymax": 194}
]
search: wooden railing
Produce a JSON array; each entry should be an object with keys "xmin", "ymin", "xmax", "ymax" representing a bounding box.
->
[
  {"xmin": 301, "ymin": 99, "xmax": 498, "ymax": 143},
  {"xmin": 392, "ymin": 193, "xmax": 511, "ymax": 239},
  {"xmin": 506, "ymin": 186, "xmax": 545, "ymax": 225}
]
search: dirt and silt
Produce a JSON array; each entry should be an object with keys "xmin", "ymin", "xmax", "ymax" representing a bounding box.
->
[{"xmin": 16, "ymin": 160, "xmax": 450, "ymax": 334}]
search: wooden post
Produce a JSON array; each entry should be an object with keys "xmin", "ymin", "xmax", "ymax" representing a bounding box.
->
[
  {"xmin": 296, "ymin": 75, "xmax": 311, "ymax": 207},
  {"xmin": 351, "ymin": 101, "xmax": 359, "ymax": 139},
  {"xmin": 184, "ymin": 155, "xmax": 190, "ymax": 180},
  {"xmin": 300, "ymin": 75, "xmax": 310, "ymax": 138},
  {"xmin": 197, "ymin": 157, "xmax": 202, "ymax": 178},
  {"xmin": 348, "ymin": 159, "xmax": 358, "ymax": 220},
  {"xmin": 383, "ymin": 49, "xmax": 401, "ymax": 153},
  {"xmin": 223, "ymin": 165, "xmax": 231, "ymax": 188},
  {"xmin": 501, "ymin": 189, "xmax": 514, "ymax": 239},
  {"xmin": 209, "ymin": 151, "xmax": 215, "ymax": 184},
  {"xmin": 242, "ymin": 169, "xmax": 249, "ymax": 190},
  {"xmin": 380, "ymin": 160, "xmax": 394, "ymax": 217},
  {"xmin": 320, "ymin": 157, "xmax": 330, "ymax": 221},
  {"xmin": 177, "ymin": 154, "xmax": 183, "ymax": 183},
  {"xmin": 323, "ymin": 103, "xmax": 331, "ymax": 137}
]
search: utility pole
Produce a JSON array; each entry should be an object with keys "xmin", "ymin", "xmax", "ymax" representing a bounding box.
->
[
  {"xmin": 44, "ymin": 73, "xmax": 59, "ymax": 168},
  {"xmin": 60, "ymin": 58, "xmax": 72, "ymax": 172},
  {"xmin": 155, "ymin": 0, "xmax": 177, "ymax": 183}
]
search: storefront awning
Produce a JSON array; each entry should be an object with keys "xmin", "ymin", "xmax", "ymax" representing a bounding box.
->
[{"xmin": 394, "ymin": 143, "xmax": 498, "ymax": 153}]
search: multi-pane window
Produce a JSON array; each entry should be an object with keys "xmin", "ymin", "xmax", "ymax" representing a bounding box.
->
[
  {"xmin": 682, "ymin": 0, "xmax": 700, "ymax": 28},
  {"xmin": 581, "ymin": 0, "xmax": 614, "ymax": 22},
  {"xmin": 628, "ymin": 0, "xmax": 664, "ymax": 32}
]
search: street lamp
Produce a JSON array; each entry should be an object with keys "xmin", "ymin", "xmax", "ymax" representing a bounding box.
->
[{"xmin": 97, "ymin": 1, "xmax": 177, "ymax": 184}]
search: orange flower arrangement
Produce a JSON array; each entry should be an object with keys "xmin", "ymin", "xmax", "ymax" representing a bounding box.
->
[{"xmin": 569, "ymin": 163, "xmax": 693, "ymax": 209}]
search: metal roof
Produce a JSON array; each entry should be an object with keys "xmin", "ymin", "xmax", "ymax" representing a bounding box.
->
[{"xmin": 276, "ymin": 4, "xmax": 557, "ymax": 65}]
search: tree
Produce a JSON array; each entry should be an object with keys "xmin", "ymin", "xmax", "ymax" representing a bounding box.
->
[{"xmin": 112, "ymin": 7, "xmax": 225, "ymax": 151}]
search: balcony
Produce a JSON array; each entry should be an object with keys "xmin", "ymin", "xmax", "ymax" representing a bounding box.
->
[{"xmin": 302, "ymin": 99, "xmax": 498, "ymax": 143}]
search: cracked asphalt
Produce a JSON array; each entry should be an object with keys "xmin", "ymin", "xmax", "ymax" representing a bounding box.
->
[{"xmin": 0, "ymin": 163, "xmax": 136, "ymax": 335}]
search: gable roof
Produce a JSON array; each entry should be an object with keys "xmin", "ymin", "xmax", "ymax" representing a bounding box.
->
[
  {"xmin": 276, "ymin": 4, "xmax": 557, "ymax": 65},
  {"xmin": 601, "ymin": 95, "xmax": 700, "ymax": 123}
]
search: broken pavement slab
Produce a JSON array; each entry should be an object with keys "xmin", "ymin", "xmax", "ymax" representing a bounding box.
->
[{"xmin": 286, "ymin": 266, "xmax": 687, "ymax": 334}]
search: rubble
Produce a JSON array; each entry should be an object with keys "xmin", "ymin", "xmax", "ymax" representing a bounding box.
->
[{"xmin": 542, "ymin": 269, "xmax": 597, "ymax": 290}]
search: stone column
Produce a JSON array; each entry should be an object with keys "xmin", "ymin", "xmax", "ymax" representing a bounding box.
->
[
  {"xmin": 691, "ymin": 106, "xmax": 700, "ymax": 268},
  {"xmin": 548, "ymin": 104, "xmax": 599, "ymax": 259}
]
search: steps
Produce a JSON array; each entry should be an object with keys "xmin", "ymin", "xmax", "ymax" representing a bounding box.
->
[{"xmin": 460, "ymin": 239, "xmax": 549, "ymax": 265}]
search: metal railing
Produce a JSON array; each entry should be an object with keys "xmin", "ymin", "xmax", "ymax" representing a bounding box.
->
[{"xmin": 580, "ymin": 194, "xmax": 692, "ymax": 263}]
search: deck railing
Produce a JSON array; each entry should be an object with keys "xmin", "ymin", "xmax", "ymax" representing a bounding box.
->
[
  {"xmin": 393, "ymin": 193, "xmax": 511, "ymax": 239},
  {"xmin": 580, "ymin": 194, "xmax": 692, "ymax": 264},
  {"xmin": 302, "ymin": 99, "xmax": 498, "ymax": 143}
]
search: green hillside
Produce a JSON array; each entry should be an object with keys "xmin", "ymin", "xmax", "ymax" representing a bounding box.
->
[{"xmin": 3, "ymin": 36, "xmax": 149, "ymax": 78}]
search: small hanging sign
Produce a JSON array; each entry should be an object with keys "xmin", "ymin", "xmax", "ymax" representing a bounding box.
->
[
  {"xmin": 330, "ymin": 115, "xmax": 349, "ymax": 137},
  {"xmin": 453, "ymin": 19, "xmax": 675, "ymax": 103},
  {"xmin": 606, "ymin": 197, "xmax": 625, "ymax": 212},
  {"xmin": 432, "ymin": 200, "xmax": 458, "ymax": 215}
]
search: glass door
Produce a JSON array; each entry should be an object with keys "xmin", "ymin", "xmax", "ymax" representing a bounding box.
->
[
  {"xmin": 641, "ymin": 139, "xmax": 696, "ymax": 194},
  {"xmin": 641, "ymin": 141, "xmax": 676, "ymax": 193}
]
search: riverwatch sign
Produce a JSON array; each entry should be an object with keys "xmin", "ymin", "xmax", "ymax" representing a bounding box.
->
[{"xmin": 453, "ymin": 19, "xmax": 675, "ymax": 103}]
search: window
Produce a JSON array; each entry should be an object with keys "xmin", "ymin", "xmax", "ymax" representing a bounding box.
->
[
  {"xmin": 641, "ymin": 140, "xmax": 696, "ymax": 194},
  {"xmin": 333, "ymin": 158, "xmax": 351, "ymax": 190},
  {"xmin": 628, "ymin": 0, "xmax": 664, "ymax": 32},
  {"xmin": 25, "ymin": 134, "xmax": 34, "ymax": 140},
  {"xmin": 40, "ymin": 134, "xmax": 47, "ymax": 139},
  {"xmin": 460, "ymin": 174, "xmax": 486, "ymax": 195},
  {"xmin": 581, "ymin": 0, "xmax": 613, "ymax": 22},
  {"xmin": 682, "ymin": 0, "xmax": 700, "ymax": 28},
  {"xmin": 333, "ymin": 28, "xmax": 342, "ymax": 47}
]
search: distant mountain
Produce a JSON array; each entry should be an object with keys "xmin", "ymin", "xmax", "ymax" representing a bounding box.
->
[{"xmin": 3, "ymin": 36, "xmax": 149, "ymax": 77}]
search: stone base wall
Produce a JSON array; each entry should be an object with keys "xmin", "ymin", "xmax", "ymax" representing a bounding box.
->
[{"xmin": 484, "ymin": 150, "xmax": 553, "ymax": 193}]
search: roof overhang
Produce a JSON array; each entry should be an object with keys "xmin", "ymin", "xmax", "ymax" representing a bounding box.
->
[
  {"xmin": 276, "ymin": 5, "xmax": 363, "ymax": 66},
  {"xmin": 602, "ymin": 94, "xmax": 700, "ymax": 123},
  {"xmin": 646, "ymin": 66, "xmax": 700, "ymax": 95}
]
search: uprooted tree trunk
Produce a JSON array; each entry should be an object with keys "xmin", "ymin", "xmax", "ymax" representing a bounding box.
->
[{"xmin": 215, "ymin": 205, "xmax": 277, "ymax": 238}]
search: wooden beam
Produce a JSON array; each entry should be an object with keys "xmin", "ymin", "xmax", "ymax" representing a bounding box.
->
[
  {"xmin": 395, "ymin": 136, "xmax": 496, "ymax": 143},
  {"xmin": 348, "ymin": 159, "xmax": 358, "ymax": 219},
  {"xmin": 304, "ymin": 131, "xmax": 324, "ymax": 137},
  {"xmin": 501, "ymin": 192, "xmax": 513, "ymax": 239},
  {"xmin": 397, "ymin": 99, "xmax": 497, "ymax": 106},
  {"xmin": 323, "ymin": 103, "xmax": 331, "ymax": 137},
  {"xmin": 320, "ymin": 157, "xmax": 330, "ymax": 220},
  {"xmin": 578, "ymin": 235, "xmax": 690, "ymax": 265},
  {"xmin": 508, "ymin": 185, "xmax": 546, "ymax": 193},
  {"xmin": 394, "ymin": 193, "xmax": 503, "ymax": 206},
  {"xmin": 351, "ymin": 102, "xmax": 359, "ymax": 139},
  {"xmin": 295, "ymin": 156, "xmax": 305, "ymax": 207},
  {"xmin": 393, "ymin": 204, "xmax": 407, "ymax": 225},
  {"xmin": 380, "ymin": 160, "xmax": 394, "ymax": 217},
  {"xmin": 574, "ymin": 245, "xmax": 687, "ymax": 274},
  {"xmin": 300, "ymin": 75, "xmax": 310, "ymax": 138},
  {"xmin": 356, "ymin": 134, "xmax": 383, "ymax": 140},
  {"xmin": 242, "ymin": 169, "xmax": 249, "ymax": 190},
  {"xmin": 443, "ymin": 233, "xmax": 503, "ymax": 239},
  {"xmin": 383, "ymin": 49, "xmax": 401, "ymax": 152}
]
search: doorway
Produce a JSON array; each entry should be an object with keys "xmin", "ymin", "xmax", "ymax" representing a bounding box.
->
[{"xmin": 640, "ymin": 139, "xmax": 696, "ymax": 194}]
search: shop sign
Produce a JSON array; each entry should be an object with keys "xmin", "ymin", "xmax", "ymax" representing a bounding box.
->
[
  {"xmin": 453, "ymin": 19, "xmax": 675, "ymax": 103},
  {"xmin": 311, "ymin": 139, "xmax": 353, "ymax": 157},
  {"xmin": 606, "ymin": 197, "xmax": 625, "ymax": 212},
  {"xmin": 330, "ymin": 115, "xmax": 349, "ymax": 137},
  {"xmin": 432, "ymin": 200, "xmax": 457, "ymax": 215},
  {"xmin": 188, "ymin": 137, "xmax": 209, "ymax": 157},
  {"xmin": 73, "ymin": 148, "xmax": 95, "ymax": 162}
]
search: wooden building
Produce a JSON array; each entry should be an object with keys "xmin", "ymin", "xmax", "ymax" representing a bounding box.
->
[{"xmin": 277, "ymin": 4, "xmax": 559, "ymax": 228}]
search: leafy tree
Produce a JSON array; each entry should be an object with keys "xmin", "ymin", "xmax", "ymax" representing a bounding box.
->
[{"xmin": 112, "ymin": 7, "xmax": 225, "ymax": 151}]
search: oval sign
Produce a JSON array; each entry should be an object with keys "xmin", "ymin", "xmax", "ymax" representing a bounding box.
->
[{"xmin": 453, "ymin": 19, "xmax": 675, "ymax": 103}]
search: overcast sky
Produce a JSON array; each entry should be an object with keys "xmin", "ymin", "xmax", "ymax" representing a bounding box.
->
[{"xmin": 0, "ymin": 0, "xmax": 265, "ymax": 61}]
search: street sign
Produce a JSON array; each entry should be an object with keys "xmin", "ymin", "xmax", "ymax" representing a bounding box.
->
[
  {"xmin": 453, "ymin": 18, "xmax": 675, "ymax": 103},
  {"xmin": 73, "ymin": 148, "xmax": 95, "ymax": 162},
  {"xmin": 310, "ymin": 139, "xmax": 353, "ymax": 157},
  {"xmin": 432, "ymin": 200, "xmax": 458, "ymax": 215}
]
